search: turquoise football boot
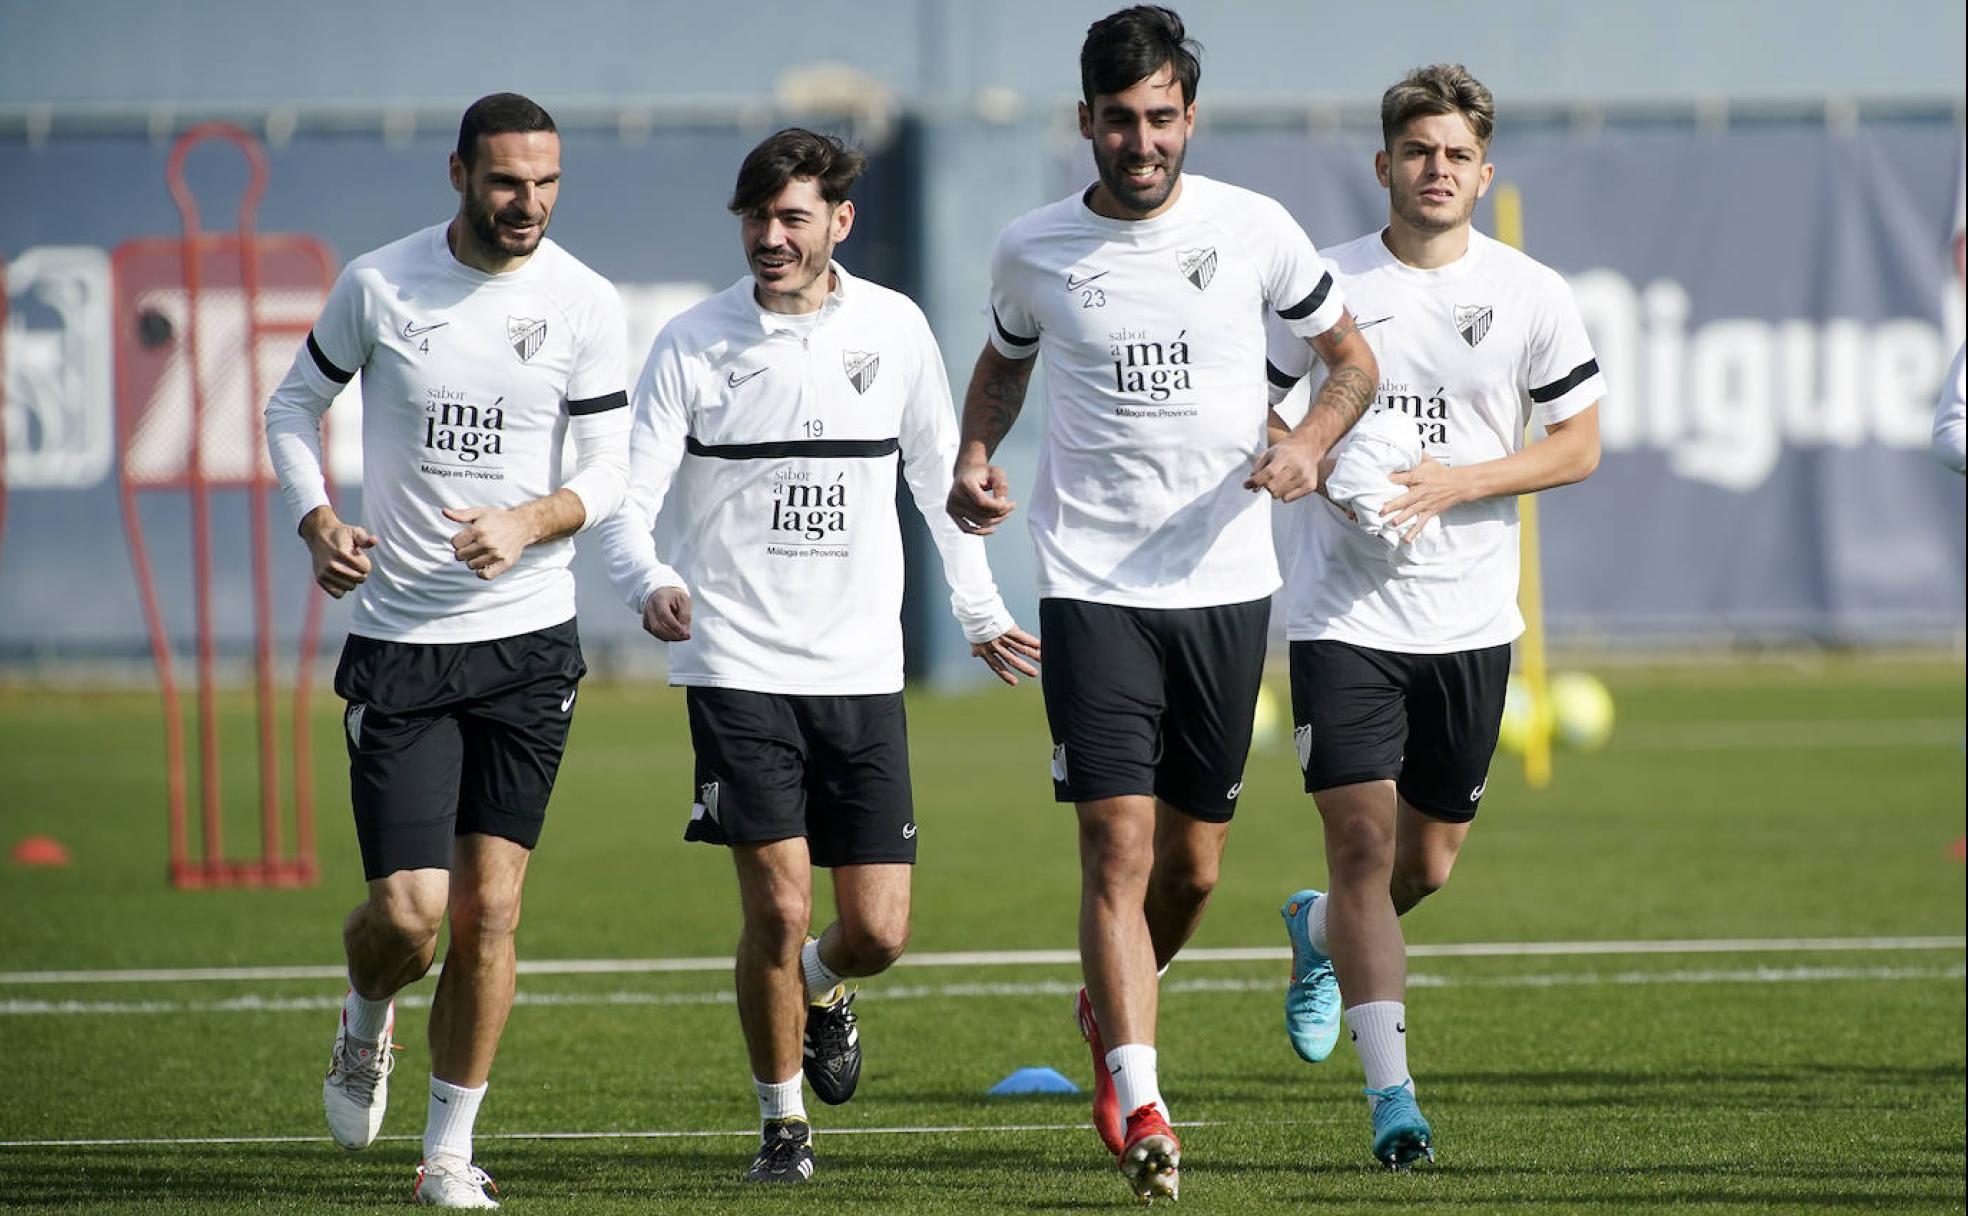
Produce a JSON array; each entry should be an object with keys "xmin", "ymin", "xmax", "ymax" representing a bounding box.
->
[
  {"xmin": 1365, "ymin": 1082, "xmax": 1435, "ymax": 1170},
  {"xmin": 1280, "ymin": 888, "xmax": 1341, "ymax": 1063}
]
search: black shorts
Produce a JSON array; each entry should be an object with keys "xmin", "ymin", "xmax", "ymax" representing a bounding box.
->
[
  {"xmin": 334, "ymin": 619, "xmax": 586, "ymax": 880},
  {"xmin": 1289, "ymin": 638, "xmax": 1511, "ymax": 823},
  {"xmin": 683, "ymin": 687, "xmax": 917, "ymax": 867},
  {"xmin": 1038, "ymin": 596, "xmax": 1270, "ymax": 822}
]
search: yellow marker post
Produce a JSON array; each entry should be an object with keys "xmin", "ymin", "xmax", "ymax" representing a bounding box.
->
[{"xmin": 1491, "ymin": 183, "xmax": 1553, "ymax": 788}]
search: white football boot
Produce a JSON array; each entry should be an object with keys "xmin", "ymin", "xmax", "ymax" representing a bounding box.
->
[
  {"xmin": 322, "ymin": 996, "xmax": 396, "ymax": 1150},
  {"xmin": 414, "ymin": 1156, "xmax": 500, "ymax": 1209}
]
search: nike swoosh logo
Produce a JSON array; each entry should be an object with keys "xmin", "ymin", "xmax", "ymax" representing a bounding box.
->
[
  {"xmin": 561, "ymin": 690, "xmax": 577, "ymax": 713},
  {"xmin": 1356, "ymin": 315, "xmax": 1394, "ymax": 330},
  {"xmin": 401, "ymin": 320, "xmax": 449, "ymax": 338},
  {"xmin": 727, "ymin": 367, "xmax": 768, "ymax": 388},
  {"xmin": 1065, "ymin": 270, "xmax": 1110, "ymax": 290}
]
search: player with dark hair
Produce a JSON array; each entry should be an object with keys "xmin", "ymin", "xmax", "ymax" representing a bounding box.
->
[
  {"xmin": 600, "ymin": 127, "xmax": 1039, "ymax": 1185},
  {"xmin": 454, "ymin": 92, "xmax": 556, "ymax": 169},
  {"xmin": 947, "ymin": 6, "xmax": 1376, "ymax": 1202},
  {"xmin": 1267, "ymin": 63, "xmax": 1603, "ymax": 1169},
  {"xmin": 265, "ymin": 92, "xmax": 629, "ymax": 1208},
  {"xmin": 727, "ymin": 125, "xmax": 869, "ymax": 216}
]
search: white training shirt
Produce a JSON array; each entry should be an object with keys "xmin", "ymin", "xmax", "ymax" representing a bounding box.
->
[
  {"xmin": 988, "ymin": 174, "xmax": 1346, "ymax": 608},
  {"xmin": 598, "ymin": 263, "xmax": 1016, "ymax": 696},
  {"xmin": 1934, "ymin": 341, "xmax": 1966, "ymax": 473},
  {"xmin": 1267, "ymin": 228, "xmax": 1605, "ymax": 653},
  {"xmin": 266, "ymin": 223, "xmax": 631, "ymax": 644}
]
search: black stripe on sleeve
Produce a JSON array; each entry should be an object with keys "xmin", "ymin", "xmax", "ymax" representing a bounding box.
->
[
  {"xmin": 567, "ymin": 390, "xmax": 628, "ymax": 417},
  {"xmin": 685, "ymin": 437, "xmax": 900, "ymax": 461},
  {"xmin": 992, "ymin": 307, "xmax": 1038, "ymax": 348},
  {"xmin": 1275, "ymin": 272, "xmax": 1334, "ymax": 321},
  {"xmin": 305, "ymin": 333, "xmax": 355, "ymax": 385},
  {"xmin": 1529, "ymin": 358, "xmax": 1600, "ymax": 404},
  {"xmin": 1266, "ymin": 360, "xmax": 1301, "ymax": 392}
]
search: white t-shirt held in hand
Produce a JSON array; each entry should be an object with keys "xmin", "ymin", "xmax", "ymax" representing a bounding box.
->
[{"xmin": 1323, "ymin": 409, "xmax": 1442, "ymax": 557}]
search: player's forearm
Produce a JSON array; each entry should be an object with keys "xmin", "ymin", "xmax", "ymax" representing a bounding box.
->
[
  {"xmin": 1289, "ymin": 320, "xmax": 1378, "ymax": 456},
  {"xmin": 1457, "ymin": 419, "xmax": 1600, "ymax": 501},
  {"xmin": 560, "ymin": 406, "xmax": 633, "ymax": 532},
  {"xmin": 595, "ymin": 496, "xmax": 677, "ymax": 613},
  {"xmin": 513, "ymin": 488, "xmax": 589, "ymax": 546},
  {"xmin": 957, "ymin": 345, "xmax": 1034, "ymax": 463},
  {"xmin": 1291, "ymin": 364, "xmax": 1374, "ymax": 455},
  {"xmin": 264, "ymin": 375, "xmax": 334, "ymax": 528}
]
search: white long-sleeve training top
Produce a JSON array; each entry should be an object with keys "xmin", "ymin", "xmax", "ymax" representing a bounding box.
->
[{"xmin": 599, "ymin": 262, "xmax": 1015, "ymax": 696}]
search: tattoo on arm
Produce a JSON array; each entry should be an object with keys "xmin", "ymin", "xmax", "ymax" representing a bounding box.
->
[
  {"xmin": 1318, "ymin": 315, "xmax": 1359, "ymax": 349},
  {"xmin": 1304, "ymin": 311, "xmax": 1376, "ymax": 434},
  {"xmin": 1309, "ymin": 364, "xmax": 1375, "ymax": 432},
  {"xmin": 961, "ymin": 351, "xmax": 1034, "ymax": 456}
]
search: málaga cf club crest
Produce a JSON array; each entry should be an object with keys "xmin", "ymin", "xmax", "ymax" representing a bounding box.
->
[
  {"xmin": 508, "ymin": 316, "xmax": 547, "ymax": 363},
  {"xmin": 1454, "ymin": 304, "xmax": 1492, "ymax": 348},
  {"xmin": 1177, "ymin": 247, "xmax": 1217, "ymax": 291},
  {"xmin": 843, "ymin": 350, "xmax": 880, "ymax": 395}
]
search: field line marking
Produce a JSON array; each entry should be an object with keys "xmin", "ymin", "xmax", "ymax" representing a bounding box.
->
[
  {"xmin": 2, "ymin": 935, "xmax": 1959, "ymax": 986},
  {"xmin": 2, "ymin": 963, "xmax": 1959, "ymax": 1017},
  {"xmin": 0, "ymin": 1120, "xmax": 1228, "ymax": 1150}
]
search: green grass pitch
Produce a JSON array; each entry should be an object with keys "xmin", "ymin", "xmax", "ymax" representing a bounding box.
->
[{"xmin": 0, "ymin": 656, "xmax": 1962, "ymax": 1213}]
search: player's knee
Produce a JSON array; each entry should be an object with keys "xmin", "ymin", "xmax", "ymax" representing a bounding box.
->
[
  {"xmin": 449, "ymin": 883, "xmax": 525, "ymax": 945},
  {"xmin": 365, "ymin": 880, "xmax": 447, "ymax": 949},
  {"xmin": 745, "ymin": 896, "xmax": 812, "ymax": 959},
  {"xmin": 836, "ymin": 919, "xmax": 910, "ymax": 974},
  {"xmin": 1395, "ymin": 853, "xmax": 1454, "ymax": 901},
  {"xmin": 1150, "ymin": 858, "xmax": 1218, "ymax": 911},
  {"xmin": 1324, "ymin": 818, "xmax": 1396, "ymax": 880},
  {"xmin": 1078, "ymin": 821, "xmax": 1153, "ymax": 889}
]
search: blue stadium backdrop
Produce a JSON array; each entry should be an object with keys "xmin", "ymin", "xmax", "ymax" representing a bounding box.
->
[{"xmin": 2, "ymin": 117, "xmax": 1963, "ymax": 681}]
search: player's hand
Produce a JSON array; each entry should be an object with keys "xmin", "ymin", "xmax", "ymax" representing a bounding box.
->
[
  {"xmin": 443, "ymin": 505, "xmax": 531, "ymax": 580},
  {"xmin": 1245, "ymin": 432, "xmax": 1324, "ymax": 502},
  {"xmin": 970, "ymin": 624, "xmax": 1041, "ymax": 686},
  {"xmin": 1383, "ymin": 455, "xmax": 1462, "ymax": 541},
  {"xmin": 299, "ymin": 507, "xmax": 376, "ymax": 599},
  {"xmin": 642, "ymin": 586, "xmax": 692, "ymax": 642},
  {"xmin": 947, "ymin": 462, "xmax": 1016, "ymax": 535}
]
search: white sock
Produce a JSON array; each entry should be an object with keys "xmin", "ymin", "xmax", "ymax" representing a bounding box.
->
[
  {"xmin": 755, "ymin": 1073, "xmax": 807, "ymax": 1127},
  {"xmin": 801, "ymin": 938, "xmax": 844, "ymax": 1002},
  {"xmin": 423, "ymin": 1077, "xmax": 487, "ymax": 1164},
  {"xmin": 1345, "ymin": 1001, "xmax": 1413, "ymax": 1106},
  {"xmin": 1104, "ymin": 1043, "xmax": 1168, "ymax": 1120},
  {"xmin": 1307, "ymin": 894, "xmax": 1331, "ymax": 957},
  {"xmin": 342, "ymin": 984, "xmax": 392, "ymax": 1042}
]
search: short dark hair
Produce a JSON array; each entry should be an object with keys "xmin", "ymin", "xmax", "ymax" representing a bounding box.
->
[
  {"xmin": 727, "ymin": 128, "xmax": 868, "ymax": 216},
  {"xmin": 456, "ymin": 93, "xmax": 557, "ymax": 168},
  {"xmin": 1080, "ymin": 6, "xmax": 1201, "ymax": 108},
  {"xmin": 1380, "ymin": 65, "xmax": 1495, "ymax": 149}
]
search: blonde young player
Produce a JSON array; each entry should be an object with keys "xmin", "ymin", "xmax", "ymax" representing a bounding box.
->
[
  {"xmin": 947, "ymin": 6, "xmax": 1377, "ymax": 1203},
  {"xmin": 264, "ymin": 94, "xmax": 630, "ymax": 1207},
  {"xmin": 1266, "ymin": 65, "xmax": 1604, "ymax": 1169}
]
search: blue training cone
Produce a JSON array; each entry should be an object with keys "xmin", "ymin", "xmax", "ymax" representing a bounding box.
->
[{"xmin": 988, "ymin": 1066, "xmax": 1080, "ymax": 1095}]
